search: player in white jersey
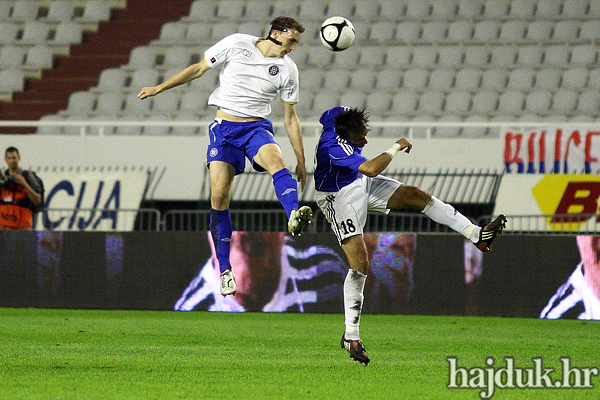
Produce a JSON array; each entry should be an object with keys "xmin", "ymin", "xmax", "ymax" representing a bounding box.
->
[
  {"xmin": 138, "ymin": 17, "xmax": 313, "ymax": 297},
  {"xmin": 541, "ymin": 235, "xmax": 600, "ymax": 319},
  {"xmin": 314, "ymin": 107, "xmax": 507, "ymax": 365}
]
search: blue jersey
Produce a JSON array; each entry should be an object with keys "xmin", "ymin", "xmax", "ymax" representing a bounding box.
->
[{"xmin": 314, "ymin": 107, "xmax": 368, "ymax": 192}]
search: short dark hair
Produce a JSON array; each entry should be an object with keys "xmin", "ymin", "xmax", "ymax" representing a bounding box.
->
[
  {"xmin": 270, "ymin": 16, "xmax": 305, "ymax": 34},
  {"xmin": 5, "ymin": 146, "xmax": 19, "ymax": 156},
  {"xmin": 334, "ymin": 108, "xmax": 370, "ymax": 141}
]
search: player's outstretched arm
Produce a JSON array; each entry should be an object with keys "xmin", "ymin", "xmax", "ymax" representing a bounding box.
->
[
  {"xmin": 138, "ymin": 59, "xmax": 211, "ymax": 99},
  {"xmin": 358, "ymin": 138, "xmax": 412, "ymax": 177}
]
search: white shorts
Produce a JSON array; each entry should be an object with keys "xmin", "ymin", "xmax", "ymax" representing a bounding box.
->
[{"xmin": 316, "ymin": 174, "xmax": 402, "ymax": 243}]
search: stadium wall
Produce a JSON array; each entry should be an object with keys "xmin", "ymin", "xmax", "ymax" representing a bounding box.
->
[
  {"xmin": 0, "ymin": 133, "xmax": 501, "ymax": 200},
  {"xmin": 0, "ymin": 231, "xmax": 583, "ymax": 319}
]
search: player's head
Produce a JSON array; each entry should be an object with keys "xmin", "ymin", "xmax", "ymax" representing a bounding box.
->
[
  {"xmin": 5, "ymin": 146, "xmax": 20, "ymax": 169},
  {"xmin": 334, "ymin": 107, "xmax": 370, "ymax": 147},
  {"xmin": 266, "ymin": 16, "xmax": 305, "ymax": 55},
  {"xmin": 208, "ymin": 231, "xmax": 285, "ymax": 310},
  {"xmin": 5, "ymin": 146, "xmax": 19, "ymax": 157}
]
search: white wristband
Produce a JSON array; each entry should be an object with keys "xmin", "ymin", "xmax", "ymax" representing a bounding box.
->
[{"xmin": 384, "ymin": 143, "xmax": 402, "ymax": 158}]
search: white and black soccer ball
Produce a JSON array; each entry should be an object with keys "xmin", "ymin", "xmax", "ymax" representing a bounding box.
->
[{"xmin": 319, "ymin": 16, "xmax": 355, "ymax": 52}]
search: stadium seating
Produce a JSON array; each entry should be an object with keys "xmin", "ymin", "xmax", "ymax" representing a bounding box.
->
[
  {"xmin": 40, "ymin": 1, "xmax": 76, "ymax": 23},
  {"xmin": 0, "ymin": 0, "xmax": 598, "ymax": 137}
]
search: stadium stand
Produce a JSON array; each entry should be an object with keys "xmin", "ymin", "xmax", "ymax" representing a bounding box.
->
[
  {"xmin": 0, "ymin": 0, "xmax": 598, "ymax": 137},
  {"xmin": 0, "ymin": 0, "xmax": 195, "ymax": 126}
]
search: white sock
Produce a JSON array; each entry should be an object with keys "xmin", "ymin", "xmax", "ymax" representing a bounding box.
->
[
  {"xmin": 422, "ymin": 197, "xmax": 480, "ymax": 241},
  {"xmin": 344, "ymin": 269, "xmax": 367, "ymax": 341}
]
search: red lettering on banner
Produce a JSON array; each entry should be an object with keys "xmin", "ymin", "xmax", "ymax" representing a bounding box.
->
[
  {"xmin": 527, "ymin": 132, "xmax": 536, "ymax": 165},
  {"xmin": 504, "ymin": 132, "xmax": 524, "ymax": 172},
  {"xmin": 585, "ymin": 131, "xmax": 600, "ymax": 163},
  {"xmin": 552, "ymin": 182, "xmax": 600, "ymax": 223},
  {"xmin": 564, "ymin": 130, "xmax": 581, "ymax": 158},
  {"xmin": 562, "ymin": 131, "xmax": 581, "ymax": 173},
  {"xmin": 554, "ymin": 129, "xmax": 562, "ymax": 168},
  {"xmin": 504, "ymin": 128, "xmax": 600, "ymax": 173},
  {"xmin": 539, "ymin": 130, "xmax": 546, "ymax": 166}
]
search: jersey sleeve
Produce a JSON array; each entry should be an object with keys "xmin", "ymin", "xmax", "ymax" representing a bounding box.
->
[
  {"xmin": 280, "ymin": 61, "xmax": 299, "ymax": 103},
  {"xmin": 328, "ymin": 139, "xmax": 367, "ymax": 172},
  {"xmin": 204, "ymin": 34, "xmax": 238, "ymax": 68}
]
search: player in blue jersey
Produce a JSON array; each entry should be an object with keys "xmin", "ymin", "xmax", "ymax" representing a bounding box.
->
[
  {"xmin": 138, "ymin": 17, "xmax": 313, "ymax": 297},
  {"xmin": 314, "ymin": 107, "xmax": 507, "ymax": 365}
]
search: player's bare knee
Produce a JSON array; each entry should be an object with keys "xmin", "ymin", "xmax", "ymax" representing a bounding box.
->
[
  {"xmin": 210, "ymin": 192, "xmax": 230, "ymax": 209},
  {"xmin": 405, "ymin": 186, "xmax": 429, "ymax": 206}
]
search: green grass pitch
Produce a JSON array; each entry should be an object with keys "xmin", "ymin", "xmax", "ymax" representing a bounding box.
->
[{"xmin": 0, "ymin": 308, "xmax": 598, "ymax": 400}]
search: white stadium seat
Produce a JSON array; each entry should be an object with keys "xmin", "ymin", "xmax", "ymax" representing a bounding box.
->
[
  {"xmin": 183, "ymin": 0, "xmax": 218, "ymax": 22},
  {"xmin": 561, "ymin": 68, "xmax": 589, "ymax": 91},
  {"xmin": 455, "ymin": 68, "xmax": 482, "ymax": 91},
  {"xmin": 428, "ymin": 68, "xmax": 455, "ymax": 91},
  {"xmin": 444, "ymin": 90, "xmax": 472, "ymax": 115},
  {"xmin": 551, "ymin": 90, "xmax": 578, "ymax": 113},
  {"xmin": 402, "ymin": 68, "xmax": 429, "ymax": 91},
  {"xmin": 41, "ymin": 1, "xmax": 75, "ymax": 23},
  {"xmin": 534, "ymin": 68, "xmax": 562, "ymax": 91},
  {"xmin": 525, "ymin": 91, "xmax": 552, "ymax": 114}
]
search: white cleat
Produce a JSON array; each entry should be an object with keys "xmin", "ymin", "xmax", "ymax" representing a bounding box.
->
[
  {"xmin": 288, "ymin": 206, "xmax": 313, "ymax": 236},
  {"xmin": 220, "ymin": 269, "xmax": 236, "ymax": 296}
]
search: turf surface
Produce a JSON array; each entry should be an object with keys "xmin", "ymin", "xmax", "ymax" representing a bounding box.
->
[{"xmin": 0, "ymin": 308, "xmax": 598, "ymax": 400}]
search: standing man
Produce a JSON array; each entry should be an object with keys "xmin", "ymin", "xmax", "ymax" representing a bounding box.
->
[
  {"xmin": 314, "ymin": 107, "xmax": 506, "ymax": 365},
  {"xmin": 0, "ymin": 147, "xmax": 43, "ymax": 230},
  {"xmin": 138, "ymin": 16, "xmax": 313, "ymax": 297}
]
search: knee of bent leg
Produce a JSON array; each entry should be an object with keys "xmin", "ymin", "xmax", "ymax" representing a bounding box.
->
[
  {"xmin": 400, "ymin": 185, "xmax": 430, "ymax": 207},
  {"xmin": 210, "ymin": 189, "xmax": 231, "ymax": 208}
]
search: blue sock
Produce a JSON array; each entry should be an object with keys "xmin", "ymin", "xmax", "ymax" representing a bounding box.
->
[
  {"xmin": 210, "ymin": 208, "xmax": 232, "ymax": 274},
  {"xmin": 272, "ymin": 168, "xmax": 298, "ymax": 218}
]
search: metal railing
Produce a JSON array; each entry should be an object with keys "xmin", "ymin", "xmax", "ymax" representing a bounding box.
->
[
  {"xmin": 34, "ymin": 207, "xmax": 600, "ymax": 234},
  {"xmin": 37, "ymin": 208, "xmax": 161, "ymax": 231},
  {"xmin": 479, "ymin": 213, "xmax": 600, "ymax": 235},
  {"xmin": 199, "ymin": 168, "xmax": 504, "ymax": 203}
]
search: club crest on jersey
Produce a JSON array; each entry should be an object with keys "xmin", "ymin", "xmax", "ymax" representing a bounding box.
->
[
  {"xmin": 243, "ymin": 49, "xmax": 252, "ymax": 58},
  {"xmin": 209, "ymin": 148, "xmax": 218, "ymax": 157},
  {"xmin": 269, "ymin": 65, "xmax": 279, "ymax": 76}
]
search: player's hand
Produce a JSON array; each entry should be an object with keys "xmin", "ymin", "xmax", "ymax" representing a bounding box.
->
[
  {"xmin": 296, "ymin": 164, "xmax": 307, "ymax": 192},
  {"xmin": 13, "ymin": 174, "xmax": 26, "ymax": 186},
  {"xmin": 396, "ymin": 138, "xmax": 412, "ymax": 154},
  {"xmin": 137, "ymin": 86, "xmax": 160, "ymax": 99}
]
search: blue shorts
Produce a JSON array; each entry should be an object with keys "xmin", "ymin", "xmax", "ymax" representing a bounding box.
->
[{"xmin": 206, "ymin": 118, "xmax": 279, "ymax": 175}]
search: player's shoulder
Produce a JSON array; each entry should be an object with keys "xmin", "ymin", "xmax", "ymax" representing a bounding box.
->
[
  {"xmin": 282, "ymin": 53, "xmax": 298, "ymax": 70},
  {"xmin": 221, "ymin": 33, "xmax": 259, "ymax": 47}
]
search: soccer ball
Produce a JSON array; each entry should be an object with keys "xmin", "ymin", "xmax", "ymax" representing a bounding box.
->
[{"xmin": 319, "ymin": 16, "xmax": 355, "ymax": 52}]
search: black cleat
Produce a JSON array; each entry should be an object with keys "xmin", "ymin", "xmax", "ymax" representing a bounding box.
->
[
  {"xmin": 341, "ymin": 333, "xmax": 370, "ymax": 366},
  {"xmin": 474, "ymin": 214, "xmax": 507, "ymax": 252}
]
